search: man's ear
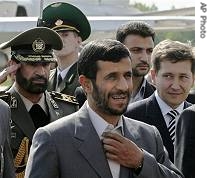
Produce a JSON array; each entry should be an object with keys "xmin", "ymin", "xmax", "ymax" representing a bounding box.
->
[
  {"xmin": 78, "ymin": 36, "xmax": 82, "ymax": 44},
  {"xmin": 150, "ymin": 69, "xmax": 157, "ymax": 85},
  {"xmin": 79, "ymin": 75, "xmax": 92, "ymax": 94}
]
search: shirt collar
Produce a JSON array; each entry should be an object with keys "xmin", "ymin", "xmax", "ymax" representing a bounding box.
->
[
  {"xmin": 57, "ymin": 64, "xmax": 72, "ymax": 79},
  {"xmin": 87, "ymin": 102, "xmax": 124, "ymax": 138},
  {"xmin": 154, "ymin": 90, "xmax": 184, "ymax": 116},
  {"xmin": 130, "ymin": 77, "xmax": 146, "ymax": 103},
  {"xmin": 14, "ymin": 86, "xmax": 47, "ymax": 113}
]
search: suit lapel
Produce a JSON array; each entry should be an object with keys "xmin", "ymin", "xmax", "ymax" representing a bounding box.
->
[
  {"xmin": 9, "ymin": 90, "xmax": 36, "ymax": 140},
  {"xmin": 144, "ymin": 80, "xmax": 155, "ymax": 99},
  {"xmin": 73, "ymin": 105, "xmax": 112, "ymax": 178},
  {"xmin": 45, "ymin": 92, "xmax": 61, "ymax": 121},
  {"xmin": 48, "ymin": 69, "xmax": 57, "ymax": 91},
  {"xmin": 57, "ymin": 62, "xmax": 77, "ymax": 92},
  {"xmin": 120, "ymin": 117, "xmax": 142, "ymax": 178},
  {"xmin": 145, "ymin": 95, "xmax": 165, "ymax": 127}
]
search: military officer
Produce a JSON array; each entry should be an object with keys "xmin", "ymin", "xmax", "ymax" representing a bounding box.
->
[
  {"xmin": 0, "ymin": 27, "xmax": 78, "ymax": 177},
  {"xmin": 38, "ymin": 2, "xmax": 91, "ymax": 100}
]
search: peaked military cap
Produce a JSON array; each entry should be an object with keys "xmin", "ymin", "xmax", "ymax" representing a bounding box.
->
[
  {"xmin": 0, "ymin": 27, "xmax": 63, "ymax": 63},
  {"xmin": 40, "ymin": 2, "xmax": 91, "ymax": 41}
]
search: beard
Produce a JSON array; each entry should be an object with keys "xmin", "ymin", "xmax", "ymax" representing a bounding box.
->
[
  {"xmin": 16, "ymin": 69, "xmax": 48, "ymax": 94},
  {"xmin": 133, "ymin": 62, "xmax": 150, "ymax": 77},
  {"xmin": 91, "ymin": 81, "xmax": 130, "ymax": 116}
]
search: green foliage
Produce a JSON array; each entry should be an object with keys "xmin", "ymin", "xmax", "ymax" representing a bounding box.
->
[
  {"xmin": 155, "ymin": 30, "xmax": 195, "ymax": 46},
  {"xmin": 133, "ymin": 2, "xmax": 158, "ymax": 12}
]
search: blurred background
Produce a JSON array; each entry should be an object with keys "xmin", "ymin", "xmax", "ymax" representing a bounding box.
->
[{"xmin": 0, "ymin": 0, "xmax": 195, "ymax": 89}]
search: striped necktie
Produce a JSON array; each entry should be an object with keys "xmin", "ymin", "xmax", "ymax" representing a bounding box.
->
[{"xmin": 167, "ymin": 110, "xmax": 179, "ymax": 144}]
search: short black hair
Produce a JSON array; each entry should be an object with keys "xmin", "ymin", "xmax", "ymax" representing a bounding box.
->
[
  {"xmin": 78, "ymin": 39, "xmax": 131, "ymax": 79},
  {"xmin": 116, "ymin": 21, "xmax": 155, "ymax": 43}
]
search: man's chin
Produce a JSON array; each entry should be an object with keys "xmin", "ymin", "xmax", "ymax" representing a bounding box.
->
[{"xmin": 27, "ymin": 85, "xmax": 47, "ymax": 94}]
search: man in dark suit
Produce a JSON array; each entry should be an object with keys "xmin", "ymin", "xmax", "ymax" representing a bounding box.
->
[
  {"xmin": 125, "ymin": 39, "xmax": 195, "ymax": 162},
  {"xmin": 0, "ymin": 27, "xmax": 78, "ymax": 177},
  {"xmin": 38, "ymin": 2, "xmax": 91, "ymax": 96},
  {"xmin": 25, "ymin": 39, "xmax": 183, "ymax": 178},
  {"xmin": 174, "ymin": 105, "xmax": 195, "ymax": 178},
  {"xmin": 0, "ymin": 99, "xmax": 15, "ymax": 178},
  {"xmin": 116, "ymin": 21, "xmax": 156, "ymax": 103}
]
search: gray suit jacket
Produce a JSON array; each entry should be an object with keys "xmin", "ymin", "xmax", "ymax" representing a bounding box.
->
[
  {"xmin": 0, "ymin": 99, "xmax": 15, "ymax": 178},
  {"xmin": 25, "ymin": 102, "xmax": 183, "ymax": 178}
]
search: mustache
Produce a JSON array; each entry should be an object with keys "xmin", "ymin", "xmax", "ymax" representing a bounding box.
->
[
  {"xmin": 109, "ymin": 90, "xmax": 131, "ymax": 97},
  {"xmin": 136, "ymin": 61, "xmax": 150, "ymax": 67},
  {"xmin": 31, "ymin": 75, "xmax": 47, "ymax": 82}
]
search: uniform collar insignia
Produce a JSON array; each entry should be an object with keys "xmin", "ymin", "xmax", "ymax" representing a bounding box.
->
[
  {"xmin": 49, "ymin": 98, "xmax": 59, "ymax": 109},
  {"xmin": 10, "ymin": 97, "xmax": 17, "ymax": 108}
]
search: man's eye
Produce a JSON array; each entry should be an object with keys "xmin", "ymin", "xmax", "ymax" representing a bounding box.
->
[
  {"xmin": 163, "ymin": 74, "xmax": 173, "ymax": 79},
  {"xmin": 147, "ymin": 49, "xmax": 153, "ymax": 54},
  {"xmin": 130, "ymin": 48, "xmax": 142, "ymax": 54}
]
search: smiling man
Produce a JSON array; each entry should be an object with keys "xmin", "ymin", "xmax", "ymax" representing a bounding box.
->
[
  {"xmin": 125, "ymin": 39, "xmax": 195, "ymax": 162},
  {"xmin": 25, "ymin": 39, "xmax": 183, "ymax": 178}
]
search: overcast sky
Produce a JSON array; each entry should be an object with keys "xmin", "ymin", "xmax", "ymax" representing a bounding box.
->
[{"xmin": 129, "ymin": 0, "xmax": 195, "ymax": 11}]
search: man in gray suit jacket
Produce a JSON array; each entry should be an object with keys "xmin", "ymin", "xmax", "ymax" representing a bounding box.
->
[
  {"xmin": 0, "ymin": 99, "xmax": 15, "ymax": 178},
  {"xmin": 25, "ymin": 39, "xmax": 183, "ymax": 178}
]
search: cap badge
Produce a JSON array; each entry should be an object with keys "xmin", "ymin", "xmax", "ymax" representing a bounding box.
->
[
  {"xmin": 55, "ymin": 19, "xmax": 63, "ymax": 26},
  {"xmin": 32, "ymin": 38, "xmax": 45, "ymax": 53}
]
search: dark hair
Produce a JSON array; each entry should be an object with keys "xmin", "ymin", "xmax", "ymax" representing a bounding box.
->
[
  {"xmin": 116, "ymin": 21, "xmax": 155, "ymax": 43},
  {"xmin": 78, "ymin": 39, "xmax": 131, "ymax": 79},
  {"xmin": 151, "ymin": 39, "xmax": 195, "ymax": 74}
]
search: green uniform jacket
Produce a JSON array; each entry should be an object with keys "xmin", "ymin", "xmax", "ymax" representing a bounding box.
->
[
  {"xmin": 48, "ymin": 62, "xmax": 80, "ymax": 96},
  {"xmin": 0, "ymin": 86, "xmax": 79, "ymax": 174}
]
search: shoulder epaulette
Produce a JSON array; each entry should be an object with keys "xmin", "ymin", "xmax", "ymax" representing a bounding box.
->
[
  {"xmin": 0, "ymin": 92, "xmax": 18, "ymax": 108},
  {"xmin": 0, "ymin": 91, "xmax": 11, "ymax": 104},
  {"xmin": 50, "ymin": 91, "xmax": 79, "ymax": 105}
]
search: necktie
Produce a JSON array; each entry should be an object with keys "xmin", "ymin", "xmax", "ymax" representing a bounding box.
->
[
  {"xmin": 103, "ymin": 125, "xmax": 122, "ymax": 178},
  {"xmin": 57, "ymin": 74, "xmax": 62, "ymax": 88},
  {"xmin": 29, "ymin": 104, "xmax": 49, "ymax": 129},
  {"xmin": 167, "ymin": 110, "xmax": 179, "ymax": 144}
]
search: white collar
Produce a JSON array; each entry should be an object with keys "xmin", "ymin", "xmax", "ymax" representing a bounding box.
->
[
  {"xmin": 87, "ymin": 102, "xmax": 124, "ymax": 138},
  {"xmin": 57, "ymin": 64, "xmax": 72, "ymax": 79},
  {"xmin": 154, "ymin": 90, "xmax": 184, "ymax": 116}
]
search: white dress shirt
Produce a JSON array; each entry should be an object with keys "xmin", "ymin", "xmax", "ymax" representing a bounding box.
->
[
  {"xmin": 87, "ymin": 102, "xmax": 124, "ymax": 178},
  {"xmin": 154, "ymin": 90, "xmax": 184, "ymax": 127}
]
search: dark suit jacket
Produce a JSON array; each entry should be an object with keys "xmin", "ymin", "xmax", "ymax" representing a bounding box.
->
[
  {"xmin": 0, "ymin": 99, "xmax": 15, "ymax": 178},
  {"xmin": 143, "ymin": 80, "xmax": 156, "ymax": 99},
  {"xmin": 174, "ymin": 105, "xmax": 195, "ymax": 178},
  {"xmin": 125, "ymin": 93, "xmax": 192, "ymax": 162},
  {"xmin": 25, "ymin": 102, "xmax": 183, "ymax": 178},
  {"xmin": 48, "ymin": 62, "xmax": 80, "ymax": 96}
]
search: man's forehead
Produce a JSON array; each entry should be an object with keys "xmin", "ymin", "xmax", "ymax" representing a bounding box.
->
[{"xmin": 97, "ymin": 59, "xmax": 132, "ymax": 73}]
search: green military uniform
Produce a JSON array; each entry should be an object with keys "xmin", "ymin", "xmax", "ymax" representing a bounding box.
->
[
  {"xmin": 48, "ymin": 62, "xmax": 79, "ymax": 95},
  {"xmin": 0, "ymin": 27, "xmax": 79, "ymax": 177},
  {"xmin": 38, "ymin": 2, "xmax": 91, "ymax": 97}
]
